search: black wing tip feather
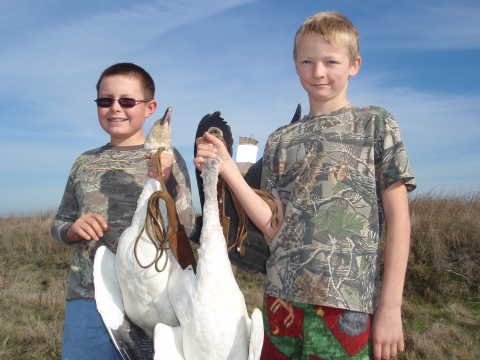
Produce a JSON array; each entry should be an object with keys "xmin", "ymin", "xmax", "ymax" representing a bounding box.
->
[
  {"xmin": 195, "ymin": 111, "xmax": 233, "ymax": 156},
  {"xmin": 290, "ymin": 103, "xmax": 302, "ymax": 124},
  {"xmin": 198, "ymin": 111, "xmax": 222, "ymax": 127},
  {"xmin": 194, "ymin": 110, "xmax": 234, "ymax": 212},
  {"xmin": 197, "ymin": 112, "xmax": 228, "ymax": 130}
]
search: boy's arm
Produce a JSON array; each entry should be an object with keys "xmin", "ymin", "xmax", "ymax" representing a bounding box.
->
[
  {"xmin": 195, "ymin": 132, "xmax": 284, "ymax": 240},
  {"xmin": 51, "ymin": 173, "xmax": 80, "ymax": 245},
  {"xmin": 51, "ymin": 163, "xmax": 110, "ymax": 245},
  {"xmin": 372, "ymin": 179, "xmax": 410, "ymax": 360}
]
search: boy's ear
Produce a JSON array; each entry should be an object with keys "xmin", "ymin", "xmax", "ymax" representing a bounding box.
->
[
  {"xmin": 349, "ymin": 56, "xmax": 362, "ymax": 78},
  {"xmin": 144, "ymin": 100, "xmax": 158, "ymax": 118}
]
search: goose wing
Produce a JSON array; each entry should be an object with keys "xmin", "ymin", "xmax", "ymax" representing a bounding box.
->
[
  {"xmin": 94, "ymin": 246, "xmax": 155, "ymax": 359},
  {"xmin": 248, "ymin": 308, "xmax": 264, "ymax": 360}
]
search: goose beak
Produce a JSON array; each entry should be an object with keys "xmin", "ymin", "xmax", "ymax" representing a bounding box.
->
[{"xmin": 161, "ymin": 107, "xmax": 172, "ymax": 126}]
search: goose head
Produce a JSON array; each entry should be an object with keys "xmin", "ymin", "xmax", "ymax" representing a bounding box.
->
[{"xmin": 144, "ymin": 107, "xmax": 172, "ymax": 153}]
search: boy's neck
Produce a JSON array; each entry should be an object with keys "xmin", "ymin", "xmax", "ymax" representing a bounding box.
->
[
  {"xmin": 109, "ymin": 133, "xmax": 146, "ymax": 147},
  {"xmin": 308, "ymin": 97, "xmax": 352, "ymax": 117}
]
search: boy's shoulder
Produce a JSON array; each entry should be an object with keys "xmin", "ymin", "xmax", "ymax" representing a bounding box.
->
[
  {"xmin": 346, "ymin": 105, "xmax": 393, "ymax": 119},
  {"xmin": 263, "ymin": 105, "xmax": 403, "ymax": 157},
  {"xmin": 78, "ymin": 143, "xmax": 145, "ymax": 158},
  {"xmin": 80, "ymin": 144, "xmax": 108, "ymax": 157},
  {"xmin": 70, "ymin": 145, "xmax": 107, "ymax": 169},
  {"xmin": 269, "ymin": 105, "xmax": 393, "ymax": 135}
]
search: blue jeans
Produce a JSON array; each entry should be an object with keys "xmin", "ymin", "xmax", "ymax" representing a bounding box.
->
[{"xmin": 62, "ymin": 299, "xmax": 122, "ymax": 360}]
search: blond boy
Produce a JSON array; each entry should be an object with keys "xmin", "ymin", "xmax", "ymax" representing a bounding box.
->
[
  {"xmin": 195, "ymin": 12, "xmax": 415, "ymax": 360},
  {"xmin": 52, "ymin": 63, "xmax": 194, "ymax": 359}
]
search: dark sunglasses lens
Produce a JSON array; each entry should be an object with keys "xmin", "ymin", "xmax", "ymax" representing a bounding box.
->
[
  {"xmin": 95, "ymin": 98, "xmax": 114, "ymax": 108},
  {"xmin": 117, "ymin": 98, "xmax": 137, "ymax": 108}
]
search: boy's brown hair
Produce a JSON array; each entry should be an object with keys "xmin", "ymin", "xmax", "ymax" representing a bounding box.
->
[
  {"xmin": 96, "ymin": 62, "xmax": 155, "ymax": 100},
  {"xmin": 293, "ymin": 11, "xmax": 360, "ymax": 64}
]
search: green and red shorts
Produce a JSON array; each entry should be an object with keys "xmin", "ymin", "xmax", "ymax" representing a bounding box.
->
[{"xmin": 260, "ymin": 295, "xmax": 373, "ymax": 359}]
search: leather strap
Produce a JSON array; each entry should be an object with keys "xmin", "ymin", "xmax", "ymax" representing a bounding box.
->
[
  {"xmin": 134, "ymin": 148, "xmax": 197, "ymax": 272},
  {"xmin": 217, "ymin": 177, "xmax": 230, "ymax": 244},
  {"xmin": 224, "ymin": 183, "xmax": 278, "ymax": 258}
]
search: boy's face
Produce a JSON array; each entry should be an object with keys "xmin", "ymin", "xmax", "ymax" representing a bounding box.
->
[
  {"xmin": 294, "ymin": 32, "xmax": 360, "ymax": 114},
  {"xmin": 97, "ymin": 75, "xmax": 157, "ymax": 146}
]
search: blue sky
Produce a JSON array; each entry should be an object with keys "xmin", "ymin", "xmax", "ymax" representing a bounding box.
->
[{"xmin": 0, "ymin": 0, "xmax": 479, "ymax": 215}]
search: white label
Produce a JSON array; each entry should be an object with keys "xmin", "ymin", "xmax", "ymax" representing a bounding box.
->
[{"xmin": 236, "ymin": 144, "xmax": 258, "ymax": 163}]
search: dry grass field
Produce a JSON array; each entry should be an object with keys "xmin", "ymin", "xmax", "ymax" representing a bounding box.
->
[
  {"xmin": 0, "ymin": 192, "xmax": 479, "ymax": 359},
  {"xmin": 401, "ymin": 192, "xmax": 480, "ymax": 359}
]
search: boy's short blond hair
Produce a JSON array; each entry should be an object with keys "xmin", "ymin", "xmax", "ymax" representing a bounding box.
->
[{"xmin": 294, "ymin": 11, "xmax": 359, "ymax": 64}]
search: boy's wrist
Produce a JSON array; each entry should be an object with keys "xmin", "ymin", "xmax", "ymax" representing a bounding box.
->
[
  {"xmin": 377, "ymin": 301, "xmax": 402, "ymax": 310},
  {"xmin": 220, "ymin": 157, "xmax": 239, "ymax": 178},
  {"xmin": 377, "ymin": 291, "xmax": 404, "ymax": 309},
  {"xmin": 63, "ymin": 224, "xmax": 79, "ymax": 244}
]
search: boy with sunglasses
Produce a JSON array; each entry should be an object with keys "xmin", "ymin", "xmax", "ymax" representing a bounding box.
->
[
  {"xmin": 51, "ymin": 62, "xmax": 195, "ymax": 359},
  {"xmin": 194, "ymin": 12, "xmax": 415, "ymax": 360}
]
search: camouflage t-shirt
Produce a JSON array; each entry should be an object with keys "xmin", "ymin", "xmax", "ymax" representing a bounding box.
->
[
  {"xmin": 261, "ymin": 105, "xmax": 416, "ymax": 313},
  {"xmin": 51, "ymin": 144, "xmax": 196, "ymax": 301}
]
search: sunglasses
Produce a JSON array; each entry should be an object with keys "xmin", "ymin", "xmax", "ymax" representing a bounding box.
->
[{"xmin": 94, "ymin": 98, "xmax": 152, "ymax": 108}]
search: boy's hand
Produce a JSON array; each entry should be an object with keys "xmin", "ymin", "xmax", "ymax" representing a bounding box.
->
[
  {"xmin": 66, "ymin": 212, "xmax": 110, "ymax": 242},
  {"xmin": 372, "ymin": 303, "xmax": 404, "ymax": 360},
  {"xmin": 146, "ymin": 152, "xmax": 173, "ymax": 182},
  {"xmin": 194, "ymin": 131, "xmax": 234, "ymax": 174}
]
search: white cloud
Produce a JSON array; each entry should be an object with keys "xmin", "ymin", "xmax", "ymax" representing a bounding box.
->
[
  {"xmin": 0, "ymin": 0, "xmax": 258, "ymax": 146},
  {"xmin": 349, "ymin": 82, "xmax": 480, "ymax": 147},
  {"xmin": 0, "ymin": 0, "xmax": 255, "ymax": 83}
]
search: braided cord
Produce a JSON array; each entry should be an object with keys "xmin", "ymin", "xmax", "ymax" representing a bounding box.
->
[{"xmin": 134, "ymin": 148, "xmax": 171, "ymax": 272}]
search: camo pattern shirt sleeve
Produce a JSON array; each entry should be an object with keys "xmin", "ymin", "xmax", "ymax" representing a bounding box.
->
[{"xmin": 260, "ymin": 105, "xmax": 415, "ymax": 313}]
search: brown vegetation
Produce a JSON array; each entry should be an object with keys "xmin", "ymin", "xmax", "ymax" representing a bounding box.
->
[
  {"xmin": 400, "ymin": 192, "xmax": 480, "ymax": 359},
  {"xmin": 0, "ymin": 212, "xmax": 71, "ymax": 359},
  {"xmin": 0, "ymin": 193, "xmax": 479, "ymax": 359}
]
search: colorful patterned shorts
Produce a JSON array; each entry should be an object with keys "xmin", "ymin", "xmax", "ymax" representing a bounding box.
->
[{"xmin": 261, "ymin": 295, "xmax": 373, "ymax": 360}]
